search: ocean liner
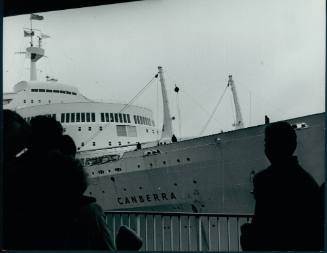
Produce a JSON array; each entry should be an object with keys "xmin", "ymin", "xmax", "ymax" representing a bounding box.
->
[{"xmin": 4, "ymin": 18, "xmax": 325, "ymax": 216}]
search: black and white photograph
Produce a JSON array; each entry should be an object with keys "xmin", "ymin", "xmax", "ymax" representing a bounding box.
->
[{"xmin": 3, "ymin": 0, "xmax": 325, "ymax": 251}]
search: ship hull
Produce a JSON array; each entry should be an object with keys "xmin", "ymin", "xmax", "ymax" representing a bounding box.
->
[{"xmin": 86, "ymin": 113, "xmax": 325, "ymax": 213}]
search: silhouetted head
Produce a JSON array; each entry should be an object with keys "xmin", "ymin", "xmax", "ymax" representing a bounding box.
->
[
  {"xmin": 59, "ymin": 135, "xmax": 77, "ymax": 157},
  {"xmin": 29, "ymin": 116, "xmax": 63, "ymax": 153},
  {"xmin": 264, "ymin": 121, "xmax": 297, "ymax": 163},
  {"xmin": 4, "ymin": 110, "xmax": 31, "ymax": 161}
]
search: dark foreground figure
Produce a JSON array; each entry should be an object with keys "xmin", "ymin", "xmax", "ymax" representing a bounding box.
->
[
  {"xmin": 3, "ymin": 112, "xmax": 116, "ymax": 250},
  {"xmin": 241, "ymin": 121, "xmax": 321, "ymax": 251}
]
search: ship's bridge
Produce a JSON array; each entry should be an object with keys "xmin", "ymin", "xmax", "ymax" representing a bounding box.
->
[{"xmin": 4, "ymin": 80, "xmax": 90, "ymax": 110}]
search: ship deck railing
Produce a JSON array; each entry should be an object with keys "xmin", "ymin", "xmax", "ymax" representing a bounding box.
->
[{"xmin": 104, "ymin": 210, "xmax": 253, "ymax": 252}]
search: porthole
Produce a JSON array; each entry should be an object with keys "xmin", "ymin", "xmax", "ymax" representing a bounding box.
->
[
  {"xmin": 137, "ymin": 165, "xmax": 140, "ymax": 168},
  {"xmin": 81, "ymin": 142, "xmax": 84, "ymax": 147},
  {"xmin": 102, "ymin": 191, "xmax": 105, "ymax": 193},
  {"xmin": 150, "ymin": 163, "xmax": 153, "ymax": 167},
  {"xmin": 123, "ymin": 188, "xmax": 127, "ymax": 191},
  {"xmin": 89, "ymin": 192, "xmax": 92, "ymax": 195},
  {"xmin": 93, "ymin": 142, "xmax": 96, "ymax": 146},
  {"xmin": 111, "ymin": 177, "xmax": 115, "ymax": 182},
  {"xmin": 107, "ymin": 169, "xmax": 111, "ymax": 173},
  {"xmin": 139, "ymin": 186, "xmax": 143, "ymax": 190},
  {"xmin": 92, "ymin": 172, "xmax": 94, "ymax": 175},
  {"xmin": 78, "ymin": 127, "xmax": 81, "ymax": 131},
  {"xmin": 38, "ymin": 100, "xmax": 41, "ymax": 103},
  {"xmin": 174, "ymin": 183, "xmax": 178, "ymax": 186},
  {"xmin": 109, "ymin": 141, "xmax": 112, "ymax": 146},
  {"xmin": 163, "ymin": 161, "xmax": 166, "ymax": 165},
  {"xmin": 99, "ymin": 126, "xmax": 103, "ymax": 131},
  {"xmin": 177, "ymin": 159, "xmax": 180, "ymax": 163},
  {"xmin": 88, "ymin": 127, "xmax": 92, "ymax": 131},
  {"xmin": 187, "ymin": 158, "xmax": 190, "ymax": 161},
  {"xmin": 23, "ymin": 100, "xmax": 26, "ymax": 103},
  {"xmin": 193, "ymin": 180, "xmax": 197, "ymax": 184},
  {"xmin": 146, "ymin": 129, "xmax": 149, "ymax": 133},
  {"xmin": 118, "ymin": 141, "xmax": 121, "ymax": 146}
]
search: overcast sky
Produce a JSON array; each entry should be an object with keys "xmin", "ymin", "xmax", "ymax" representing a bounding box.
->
[{"xmin": 3, "ymin": 0, "xmax": 325, "ymax": 137}]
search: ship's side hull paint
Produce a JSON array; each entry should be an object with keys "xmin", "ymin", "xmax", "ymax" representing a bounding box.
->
[{"xmin": 86, "ymin": 113, "xmax": 325, "ymax": 213}]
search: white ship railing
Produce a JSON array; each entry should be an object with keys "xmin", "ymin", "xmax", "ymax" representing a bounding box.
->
[{"xmin": 104, "ymin": 210, "xmax": 253, "ymax": 252}]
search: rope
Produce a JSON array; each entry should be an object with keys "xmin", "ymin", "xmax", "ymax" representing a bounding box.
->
[
  {"xmin": 80, "ymin": 73, "xmax": 158, "ymax": 148},
  {"xmin": 119, "ymin": 75, "xmax": 157, "ymax": 114},
  {"xmin": 199, "ymin": 85, "xmax": 229, "ymax": 136}
]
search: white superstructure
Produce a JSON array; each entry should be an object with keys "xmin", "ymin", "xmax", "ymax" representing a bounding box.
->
[{"xmin": 3, "ymin": 22, "xmax": 160, "ymax": 157}]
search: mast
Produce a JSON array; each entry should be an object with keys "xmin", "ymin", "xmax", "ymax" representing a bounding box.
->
[
  {"xmin": 26, "ymin": 14, "xmax": 45, "ymax": 81},
  {"xmin": 158, "ymin": 66, "xmax": 174, "ymax": 141},
  {"xmin": 27, "ymin": 45, "xmax": 44, "ymax": 81},
  {"xmin": 228, "ymin": 75, "xmax": 244, "ymax": 129}
]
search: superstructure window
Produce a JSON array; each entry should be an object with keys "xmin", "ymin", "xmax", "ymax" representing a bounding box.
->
[
  {"xmin": 114, "ymin": 113, "xmax": 118, "ymax": 122},
  {"xmin": 39, "ymin": 89, "xmax": 45, "ymax": 92},
  {"xmin": 91, "ymin": 113, "xmax": 95, "ymax": 122},
  {"xmin": 72, "ymin": 92, "xmax": 77, "ymax": 95},
  {"xmin": 66, "ymin": 113, "xmax": 70, "ymax": 123},
  {"xmin": 123, "ymin": 114, "xmax": 127, "ymax": 123},
  {"xmin": 105, "ymin": 113, "xmax": 109, "ymax": 122},
  {"xmin": 53, "ymin": 90, "xmax": 59, "ymax": 93},
  {"xmin": 60, "ymin": 90, "xmax": 65, "ymax": 94},
  {"xmin": 118, "ymin": 113, "xmax": 123, "ymax": 123},
  {"xmin": 117, "ymin": 125, "xmax": 127, "ymax": 136},
  {"xmin": 81, "ymin": 113, "xmax": 85, "ymax": 122},
  {"xmin": 46, "ymin": 89, "xmax": 52, "ymax": 92},
  {"xmin": 66, "ymin": 91, "xmax": 72, "ymax": 95},
  {"xmin": 52, "ymin": 114, "xmax": 56, "ymax": 120},
  {"xmin": 133, "ymin": 115, "xmax": 137, "ymax": 124},
  {"xmin": 127, "ymin": 126, "xmax": 137, "ymax": 137},
  {"xmin": 86, "ymin": 113, "xmax": 90, "ymax": 122},
  {"xmin": 71, "ymin": 113, "xmax": 75, "ymax": 122},
  {"xmin": 23, "ymin": 100, "xmax": 26, "ymax": 103},
  {"xmin": 110, "ymin": 113, "xmax": 114, "ymax": 122},
  {"xmin": 31, "ymin": 89, "xmax": 37, "ymax": 92},
  {"xmin": 101, "ymin": 113, "xmax": 105, "ymax": 122},
  {"xmin": 127, "ymin": 114, "xmax": 131, "ymax": 123},
  {"xmin": 61, "ymin": 113, "xmax": 65, "ymax": 123},
  {"xmin": 31, "ymin": 100, "xmax": 34, "ymax": 103},
  {"xmin": 76, "ymin": 113, "xmax": 80, "ymax": 122}
]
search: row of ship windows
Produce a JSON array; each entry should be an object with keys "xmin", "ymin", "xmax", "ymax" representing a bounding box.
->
[
  {"xmin": 61, "ymin": 112, "xmax": 154, "ymax": 126},
  {"xmin": 24, "ymin": 114, "xmax": 56, "ymax": 123},
  {"xmin": 31, "ymin": 88, "xmax": 77, "ymax": 95},
  {"xmin": 24, "ymin": 99, "xmax": 52, "ymax": 104},
  {"xmin": 101, "ymin": 113, "xmax": 153, "ymax": 126},
  {"xmin": 89, "ymin": 157, "xmax": 192, "ymax": 175}
]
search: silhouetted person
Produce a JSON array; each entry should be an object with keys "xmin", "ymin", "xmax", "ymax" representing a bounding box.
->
[
  {"xmin": 4, "ymin": 114, "xmax": 115, "ymax": 250},
  {"xmin": 265, "ymin": 115, "xmax": 270, "ymax": 124},
  {"xmin": 3, "ymin": 110, "xmax": 32, "ymax": 249},
  {"xmin": 136, "ymin": 142, "xmax": 141, "ymax": 150},
  {"xmin": 171, "ymin": 134, "xmax": 177, "ymax": 142},
  {"xmin": 29, "ymin": 115, "xmax": 63, "ymax": 154},
  {"xmin": 59, "ymin": 134, "xmax": 77, "ymax": 157},
  {"xmin": 241, "ymin": 121, "xmax": 320, "ymax": 251}
]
